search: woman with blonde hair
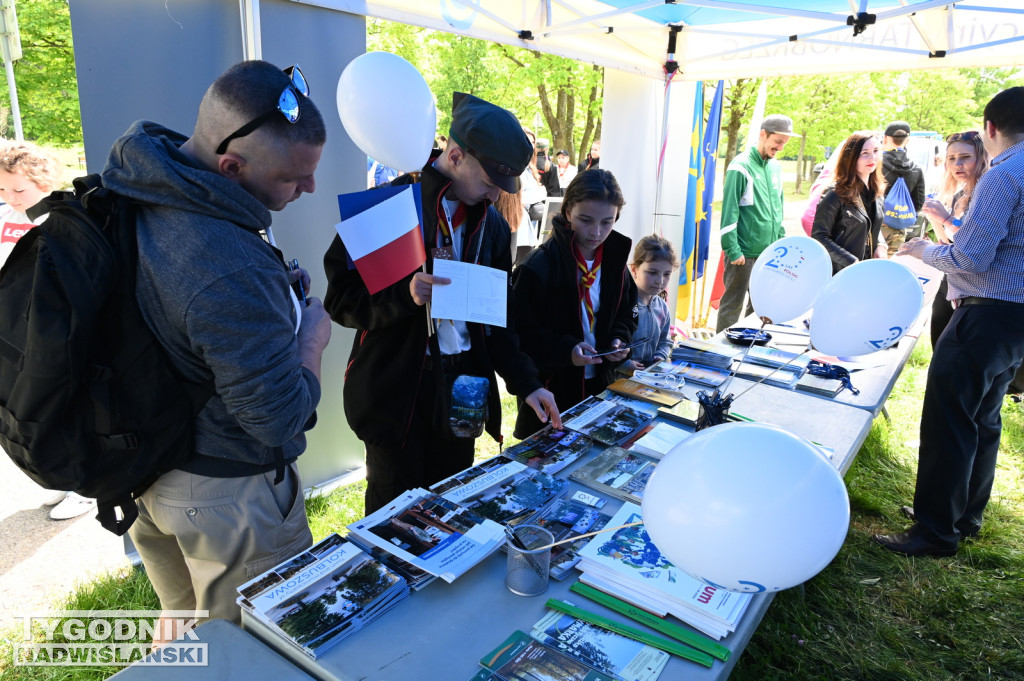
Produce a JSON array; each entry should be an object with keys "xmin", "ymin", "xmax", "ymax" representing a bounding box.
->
[{"xmin": 919, "ymin": 130, "xmax": 989, "ymax": 347}]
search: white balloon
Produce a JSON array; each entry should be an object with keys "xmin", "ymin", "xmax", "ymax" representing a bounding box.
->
[
  {"xmin": 642, "ymin": 422, "xmax": 850, "ymax": 593},
  {"xmin": 810, "ymin": 259, "xmax": 923, "ymax": 357},
  {"xmin": 748, "ymin": 236, "xmax": 832, "ymax": 324},
  {"xmin": 337, "ymin": 52, "xmax": 436, "ymax": 172}
]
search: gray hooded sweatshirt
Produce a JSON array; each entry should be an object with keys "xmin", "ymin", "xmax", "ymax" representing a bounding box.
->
[{"xmin": 101, "ymin": 121, "xmax": 320, "ymax": 476}]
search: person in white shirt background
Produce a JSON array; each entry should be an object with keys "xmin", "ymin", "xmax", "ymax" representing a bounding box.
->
[{"xmin": 0, "ymin": 140, "xmax": 95, "ymax": 520}]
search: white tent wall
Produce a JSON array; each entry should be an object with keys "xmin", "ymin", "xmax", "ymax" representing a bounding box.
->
[{"xmin": 601, "ymin": 71, "xmax": 695, "ymax": 322}]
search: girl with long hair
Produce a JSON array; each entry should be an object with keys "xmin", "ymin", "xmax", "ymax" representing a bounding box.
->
[
  {"xmin": 510, "ymin": 169, "xmax": 637, "ymax": 438},
  {"xmin": 811, "ymin": 131, "xmax": 888, "ymax": 273}
]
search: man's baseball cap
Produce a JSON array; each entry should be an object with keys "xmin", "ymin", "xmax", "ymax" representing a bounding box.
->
[
  {"xmin": 761, "ymin": 114, "xmax": 800, "ymax": 138},
  {"xmin": 885, "ymin": 121, "xmax": 911, "ymax": 138},
  {"xmin": 448, "ymin": 92, "xmax": 531, "ymax": 193},
  {"xmin": 556, "ymin": 149, "xmax": 570, "ymax": 157}
]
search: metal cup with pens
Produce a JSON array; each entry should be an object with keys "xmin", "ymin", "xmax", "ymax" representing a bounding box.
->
[{"xmin": 504, "ymin": 525, "xmax": 554, "ymax": 596}]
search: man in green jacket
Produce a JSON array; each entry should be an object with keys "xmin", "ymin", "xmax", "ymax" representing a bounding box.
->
[{"xmin": 716, "ymin": 114, "xmax": 797, "ymax": 332}]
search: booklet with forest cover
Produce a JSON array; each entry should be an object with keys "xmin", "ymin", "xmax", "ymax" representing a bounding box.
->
[
  {"xmin": 479, "ymin": 630, "xmax": 616, "ymax": 681},
  {"xmin": 561, "ymin": 396, "xmax": 654, "ymax": 446},
  {"xmin": 530, "ymin": 609, "xmax": 669, "ymax": 681},
  {"xmin": 236, "ymin": 534, "xmax": 409, "ymax": 659}
]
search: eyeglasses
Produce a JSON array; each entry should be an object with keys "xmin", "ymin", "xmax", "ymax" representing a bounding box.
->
[
  {"xmin": 216, "ymin": 65, "xmax": 309, "ymax": 155},
  {"xmin": 946, "ymin": 131, "xmax": 980, "ymax": 143}
]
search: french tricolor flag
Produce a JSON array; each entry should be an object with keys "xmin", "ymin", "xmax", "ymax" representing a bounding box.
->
[{"xmin": 336, "ymin": 184, "xmax": 426, "ymax": 295}]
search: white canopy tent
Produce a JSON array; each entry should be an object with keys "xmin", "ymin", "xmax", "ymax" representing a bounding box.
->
[
  {"xmin": 282, "ymin": 0, "xmax": 1023, "ymax": 321},
  {"xmin": 291, "ymin": 0, "xmax": 1024, "ymax": 80}
]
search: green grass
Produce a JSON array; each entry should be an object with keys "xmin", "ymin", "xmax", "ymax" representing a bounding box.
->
[{"xmin": 4, "ymin": 343, "xmax": 1023, "ymax": 680}]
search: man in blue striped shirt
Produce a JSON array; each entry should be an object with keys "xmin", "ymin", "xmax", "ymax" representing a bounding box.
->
[{"xmin": 875, "ymin": 87, "xmax": 1024, "ymax": 557}]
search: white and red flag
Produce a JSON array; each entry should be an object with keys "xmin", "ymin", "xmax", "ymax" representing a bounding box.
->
[{"xmin": 336, "ymin": 184, "xmax": 426, "ymax": 295}]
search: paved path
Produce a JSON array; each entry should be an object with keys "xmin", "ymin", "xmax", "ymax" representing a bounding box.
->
[{"xmin": 0, "ymin": 454, "xmax": 130, "ymax": 632}]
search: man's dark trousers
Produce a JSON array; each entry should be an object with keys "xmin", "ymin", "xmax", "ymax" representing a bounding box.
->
[{"xmin": 914, "ymin": 302, "xmax": 1024, "ymax": 546}]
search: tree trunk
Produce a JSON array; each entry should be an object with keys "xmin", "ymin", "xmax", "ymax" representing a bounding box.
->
[
  {"xmin": 723, "ymin": 78, "xmax": 754, "ymax": 168},
  {"xmin": 794, "ymin": 131, "xmax": 808, "ymax": 194}
]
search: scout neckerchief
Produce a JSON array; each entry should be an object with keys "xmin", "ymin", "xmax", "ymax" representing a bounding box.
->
[
  {"xmin": 435, "ymin": 199, "xmax": 466, "ymax": 262},
  {"xmin": 573, "ymin": 240, "xmax": 603, "ymax": 333}
]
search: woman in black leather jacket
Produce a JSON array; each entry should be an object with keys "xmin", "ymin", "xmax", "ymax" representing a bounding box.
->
[{"xmin": 811, "ymin": 131, "xmax": 888, "ymax": 273}]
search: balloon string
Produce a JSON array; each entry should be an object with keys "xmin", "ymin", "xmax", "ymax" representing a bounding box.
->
[
  {"xmin": 719, "ymin": 318, "xmax": 767, "ymax": 395},
  {"xmin": 531, "ymin": 521, "xmax": 645, "ymax": 552}
]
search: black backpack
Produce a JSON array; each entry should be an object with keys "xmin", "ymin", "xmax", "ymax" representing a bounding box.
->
[{"xmin": 0, "ymin": 174, "xmax": 212, "ymax": 535}]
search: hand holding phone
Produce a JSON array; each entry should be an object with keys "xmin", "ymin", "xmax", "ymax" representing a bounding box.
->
[{"xmin": 289, "ymin": 259, "xmax": 308, "ymax": 306}]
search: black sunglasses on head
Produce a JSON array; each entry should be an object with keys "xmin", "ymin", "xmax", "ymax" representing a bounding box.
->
[
  {"xmin": 216, "ymin": 65, "xmax": 309, "ymax": 155},
  {"xmin": 946, "ymin": 130, "xmax": 980, "ymax": 143}
]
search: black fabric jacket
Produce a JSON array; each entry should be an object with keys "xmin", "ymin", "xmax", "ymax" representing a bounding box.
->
[
  {"xmin": 323, "ymin": 159, "xmax": 542, "ymax": 449},
  {"xmin": 882, "ymin": 148, "xmax": 926, "ymax": 217},
  {"xmin": 811, "ymin": 188, "xmax": 884, "ymax": 273},
  {"xmin": 511, "ymin": 214, "xmax": 638, "ymax": 438}
]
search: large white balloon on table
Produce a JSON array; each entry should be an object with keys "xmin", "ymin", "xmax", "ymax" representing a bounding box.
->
[
  {"xmin": 809, "ymin": 259, "xmax": 924, "ymax": 357},
  {"xmin": 747, "ymin": 236, "xmax": 832, "ymax": 324},
  {"xmin": 336, "ymin": 51, "xmax": 436, "ymax": 172},
  {"xmin": 642, "ymin": 422, "xmax": 850, "ymax": 593}
]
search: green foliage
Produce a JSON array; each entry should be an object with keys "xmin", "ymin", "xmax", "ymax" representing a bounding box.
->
[
  {"xmin": 367, "ymin": 18, "xmax": 603, "ymax": 164},
  {"xmin": 0, "ymin": 0, "xmax": 81, "ymax": 145}
]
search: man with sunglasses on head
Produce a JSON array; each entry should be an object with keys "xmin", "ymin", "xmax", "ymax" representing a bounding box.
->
[
  {"xmin": 99, "ymin": 60, "xmax": 332, "ymax": 643},
  {"xmin": 875, "ymin": 87, "xmax": 1024, "ymax": 558},
  {"xmin": 325, "ymin": 92, "xmax": 561, "ymax": 516}
]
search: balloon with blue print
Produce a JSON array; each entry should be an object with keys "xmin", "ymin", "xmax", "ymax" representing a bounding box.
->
[
  {"xmin": 809, "ymin": 259, "xmax": 923, "ymax": 357},
  {"xmin": 748, "ymin": 236, "xmax": 832, "ymax": 324},
  {"xmin": 642, "ymin": 422, "xmax": 850, "ymax": 593}
]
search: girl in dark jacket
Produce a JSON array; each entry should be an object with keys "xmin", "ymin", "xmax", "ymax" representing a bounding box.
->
[
  {"xmin": 812, "ymin": 131, "xmax": 888, "ymax": 273},
  {"xmin": 511, "ymin": 169, "xmax": 638, "ymax": 438}
]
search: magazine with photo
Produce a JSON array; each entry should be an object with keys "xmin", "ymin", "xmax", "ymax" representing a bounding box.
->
[
  {"xmin": 236, "ymin": 535, "xmax": 409, "ymax": 659},
  {"xmin": 429, "ymin": 454, "xmax": 569, "ymax": 525},
  {"xmin": 729, "ymin": 360, "xmax": 803, "ymax": 388},
  {"xmin": 479, "ymin": 630, "xmax": 616, "ymax": 681},
  {"xmin": 529, "ymin": 494, "xmax": 612, "ymax": 580},
  {"xmin": 561, "ymin": 396, "xmax": 654, "ymax": 446},
  {"xmin": 429, "ymin": 455, "xmax": 522, "ymax": 499},
  {"xmin": 347, "ymin": 488, "xmax": 506, "ymax": 583},
  {"xmin": 595, "ymin": 389, "xmax": 661, "ymax": 417},
  {"xmin": 504, "ymin": 425, "xmax": 595, "ymax": 475},
  {"xmin": 575, "ymin": 503, "xmax": 751, "ymax": 639},
  {"xmin": 647, "ymin": 359, "xmax": 729, "ymax": 388},
  {"xmin": 454, "ymin": 466, "xmax": 568, "ymax": 525},
  {"xmin": 530, "ymin": 609, "xmax": 669, "ymax": 681},
  {"xmin": 606, "ymin": 377, "xmax": 682, "ymax": 407},
  {"xmin": 741, "ymin": 344, "xmax": 812, "ymax": 371},
  {"xmin": 671, "ymin": 340, "xmax": 740, "ymax": 369},
  {"xmin": 570, "ymin": 446, "xmax": 659, "ymax": 505}
]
